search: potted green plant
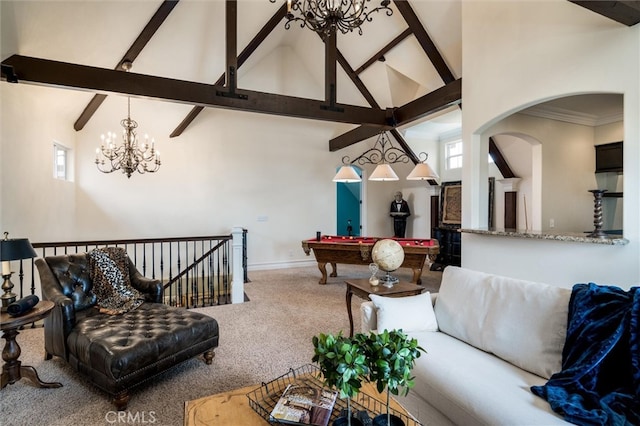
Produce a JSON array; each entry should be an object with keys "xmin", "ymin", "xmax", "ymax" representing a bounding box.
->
[
  {"xmin": 312, "ymin": 332, "xmax": 369, "ymax": 426},
  {"xmin": 363, "ymin": 329, "xmax": 425, "ymax": 426}
]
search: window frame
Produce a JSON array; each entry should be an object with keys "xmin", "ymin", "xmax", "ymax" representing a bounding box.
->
[
  {"xmin": 53, "ymin": 143, "xmax": 70, "ymax": 181},
  {"xmin": 445, "ymin": 140, "xmax": 463, "ymax": 170}
]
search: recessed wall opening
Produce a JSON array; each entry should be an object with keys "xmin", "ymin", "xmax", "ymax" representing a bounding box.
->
[{"xmin": 480, "ymin": 93, "xmax": 624, "ymax": 236}]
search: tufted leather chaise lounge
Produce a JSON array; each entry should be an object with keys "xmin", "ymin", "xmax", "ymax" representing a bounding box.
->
[{"xmin": 35, "ymin": 253, "xmax": 219, "ymax": 410}]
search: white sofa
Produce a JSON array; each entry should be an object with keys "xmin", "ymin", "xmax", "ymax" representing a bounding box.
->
[{"xmin": 360, "ymin": 266, "xmax": 574, "ymax": 426}]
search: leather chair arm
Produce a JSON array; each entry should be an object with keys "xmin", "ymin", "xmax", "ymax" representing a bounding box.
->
[
  {"xmin": 128, "ymin": 259, "xmax": 163, "ymax": 303},
  {"xmin": 36, "ymin": 258, "xmax": 76, "ymax": 326},
  {"xmin": 35, "ymin": 258, "xmax": 76, "ymax": 359}
]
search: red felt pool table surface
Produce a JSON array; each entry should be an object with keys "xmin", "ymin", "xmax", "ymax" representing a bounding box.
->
[{"xmin": 301, "ymin": 236, "xmax": 439, "ymax": 285}]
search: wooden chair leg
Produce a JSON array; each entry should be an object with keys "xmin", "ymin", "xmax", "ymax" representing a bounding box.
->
[{"xmin": 203, "ymin": 350, "xmax": 215, "ymax": 365}]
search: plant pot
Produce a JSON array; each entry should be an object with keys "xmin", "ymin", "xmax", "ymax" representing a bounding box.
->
[
  {"xmin": 371, "ymin": 413, "xmax": 405, "ymax": 426},
  {"xmin": 333, "ymin": 416, "xmax": 364, "ymax": 426}
]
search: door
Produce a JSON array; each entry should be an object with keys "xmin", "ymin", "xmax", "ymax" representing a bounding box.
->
[{"xmin": 336, "ymin": 166, "xmax": 362, "ymax": 236}]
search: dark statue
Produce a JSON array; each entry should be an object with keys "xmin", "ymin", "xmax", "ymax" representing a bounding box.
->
[{"xmin": 389, "ymin": 191, "xmax": 410, "ymax": 238}]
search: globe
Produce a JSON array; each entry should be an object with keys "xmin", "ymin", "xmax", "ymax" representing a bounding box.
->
[{"xmin": 371, "ymin": 239, "xmax": 404, "ymax": 286}]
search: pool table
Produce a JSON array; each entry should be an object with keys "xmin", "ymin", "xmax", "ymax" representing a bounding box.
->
[{"xmin": 301, "ymin": 235, "xmax": 439, "ymax": 285}]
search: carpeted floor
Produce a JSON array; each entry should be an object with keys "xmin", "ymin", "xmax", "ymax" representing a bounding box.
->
[{"xmin": 0, "ymin": 264, "xmax": 441, "ymax": 426}]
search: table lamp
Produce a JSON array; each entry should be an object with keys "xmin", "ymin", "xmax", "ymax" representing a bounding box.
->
[{"xmin": 1, "ymin": 232, "xmax": 37, "ymax": 312}]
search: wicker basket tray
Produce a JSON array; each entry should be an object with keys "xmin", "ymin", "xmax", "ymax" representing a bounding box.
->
[{"xmin": 246, "ymin": 364, "xmax": 422, "ymax": 425}]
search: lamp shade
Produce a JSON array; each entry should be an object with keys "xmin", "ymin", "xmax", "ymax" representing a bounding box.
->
[
  {"xmin": 333, "ymin": 165, "xmax": 362, "ymax": 182},
  {"xmin": 0, "ymin": 238, "xmax": 37, "ymax": 261},
  {"xmin": 406, "ymin": 162, "xmax": 439, "ymax": 181},
  {"xmin": 369, "ymin": 164, "xmax": 399, "ymax": 181}
]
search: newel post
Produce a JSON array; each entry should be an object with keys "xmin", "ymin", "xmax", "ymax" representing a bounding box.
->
[{"xmin": 231, "ymin": 227, "xmax": 245, "ymax": 304}]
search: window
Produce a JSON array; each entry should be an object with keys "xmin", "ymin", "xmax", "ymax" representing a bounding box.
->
[
  {"xmin": 445, "ymin": 140, "xmax": 462, "ymax": 170},
  {"xmin": 53, "ymin": 143, "xmax": 69, "ymax": 180}
]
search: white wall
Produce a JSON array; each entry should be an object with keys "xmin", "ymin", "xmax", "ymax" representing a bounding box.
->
[
  {"xmin": 0, "ymin": 44, "xmax": 436, "ymax": 273},
  {"xmin": 461, "ymin": 0, "xmax": 640, "ymax": 288},
  {"xmin": 0, "ymin": 83, "xmax": 82, "ymax": 241}
]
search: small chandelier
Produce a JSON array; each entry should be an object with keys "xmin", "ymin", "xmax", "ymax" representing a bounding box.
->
[
  {"xmin": 273, "ymin": 0, "xmax": 393, "ymax": 36},
  {"xmin": 95, "ymin": 62, "xmax": 160, "ymax": 179},
  {"xmin": 333, "ymin": 131, "xmax": 439, "ymax": 182}
]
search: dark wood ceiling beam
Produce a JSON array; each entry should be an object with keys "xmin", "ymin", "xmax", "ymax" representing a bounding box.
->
[
  {"xmin": 225, "ymin": 0, "xmax": 238, "ymax": 92},
  {"xmin": 489, "ymin": 137, "xmax": 516, "ymax": 179},
  {"xmin": 354, "ymin": 28, "xmax": 412, "ymax": 75},
  {"xmin": 325, "ymin": 30, "xmax": 337, "ymax": 104},
  {"xmin": 568, "ymin": 1, "xmax": 640, "ymax": 26},
  {"xmin": 1, "ymin": 55, "xmax": 389, "ymax": 126},
  {"xmin": 329, "ymin": 125, "xmax": 391, "ymax": 152},
  {"xmin": 329, "ymin": 78, "xmax": 461, "ymax": 151},
  {"xmin": 313, "ymin": 27, "xmax": 380, "ymax": 108},
  {"xmin": 394, "ymin": 77, "xmax": 461, "ymax": 124},
  {"xmin": 389, "ymin": 128, "xmax": 437, "ymax": 185},
  {"xmin": 73, "ymin": 0, "xmax": 180, "ymax": 131},
  {"xmin": 389, "ymin": 128, "xmax": 418, "ymax": 163},
  {"xmin": 393, "ymin": 0, "xmax": 455, "ymax": 84},
  {"xmin": 337, "ymin": 50, "xmax": 380, "ymax": 109},
  {"xmin": 331, "ymin": 1, "xmax": 462, "ymax": 154},
  {"xmin": 170, "ymin": 3, "xmax": 287, "ymax": 137}
]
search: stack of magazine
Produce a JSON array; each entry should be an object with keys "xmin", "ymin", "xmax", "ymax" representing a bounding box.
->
[{"xmin": 269, "ymin": 383, "xmax": 338, "ymax": 426}]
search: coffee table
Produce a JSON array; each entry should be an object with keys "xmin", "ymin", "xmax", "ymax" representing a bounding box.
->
[
  {"xmin": 184, "ymin": 378, "xmax": 417, "ymax": 426},
  {"xmin": 345, "ymin": 278, "xmax": 424, "ymax": 337},
  {"xmin": 1, "ymin": 300, "xmax": 62, "ymax": 389}
]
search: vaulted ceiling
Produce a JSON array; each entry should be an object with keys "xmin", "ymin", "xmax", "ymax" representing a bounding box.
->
[
  {"xmin": 1, "ymin": 0, "xmax": 462, "ymax": 157},
  {"xmin": 1, "ymin": 0, "xmax": 638, "ymax": 158}
]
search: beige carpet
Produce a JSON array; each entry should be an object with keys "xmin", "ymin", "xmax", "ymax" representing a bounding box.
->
[{"xmin": 0, "ymin": 264, "xmax": 441, "ymax": 426}]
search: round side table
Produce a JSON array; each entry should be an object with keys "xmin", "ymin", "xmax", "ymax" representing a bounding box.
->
[{"xmin": 1, "ymin": 300, "xmax": 62, "ymax": 389}]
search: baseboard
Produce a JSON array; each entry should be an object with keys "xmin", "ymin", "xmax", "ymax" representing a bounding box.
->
[{"xmin": 247, "ymin": 259, "xmax": 316, "ymax": 271}]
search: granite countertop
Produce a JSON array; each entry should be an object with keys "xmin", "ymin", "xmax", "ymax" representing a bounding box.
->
[{"xmin": 460, "ymin": 228, "xmax": 629, "ymax": 246}]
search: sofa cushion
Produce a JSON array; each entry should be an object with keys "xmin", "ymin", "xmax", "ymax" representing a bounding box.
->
[
  {"xmin": 369, "ymin": 292, "xmax": 438, "ymax": 333},
  {"xmin": 402, "ymin": 330, "xmax": 569, "ymax": 425},
  {"xmin": 434, "ymin": 266, "xmax": 571, "ymax": 379}
]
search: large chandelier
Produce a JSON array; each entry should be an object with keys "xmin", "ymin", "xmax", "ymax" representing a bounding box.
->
[
  {"xmin": 273, "ymin": 0, "xmax": 393, "ymax": 36},
  {"xmin": 95, "ymin": 62, "xmax": 160, "ymax": 179},
  {"xmin": 333, "ymin": 131, "xmax": 439, "ymax": 182}
]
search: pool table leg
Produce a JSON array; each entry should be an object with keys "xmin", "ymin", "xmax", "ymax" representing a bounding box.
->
[
  {"xmin": 329, "ymin": 263, "xmax": 337, "ymax": 278},
  {"xmin": 317, "ymin": 262, "xmax": 328, "ymax": 284},
  {"xmin": 316, "ymin": 262, "xmax": 338, "ymax": 284},
  {"xmin": 412, "ymin": 268, "xmax": 423, "ymax": 285}
]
